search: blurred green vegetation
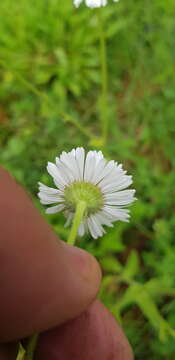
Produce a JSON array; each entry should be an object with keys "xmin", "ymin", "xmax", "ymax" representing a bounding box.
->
[{"xmin": 1, "ymin": 0, "xmax": 175, "ymax": 359}]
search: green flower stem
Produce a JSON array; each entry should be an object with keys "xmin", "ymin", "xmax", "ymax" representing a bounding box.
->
[
  {"xmin": 97, "ymin": 8, "xmax": 109, "ymax": 145},
  {"xmin": 25, "ymin": 333, "xmax": 39, "ymax": 360},
  {"xmin": 67, "ymin": 201, "xmax": 87, "ymax": 245},
  {"xmin": 16, "ymin": 343, "xmax": 25, "ymax": 360}
]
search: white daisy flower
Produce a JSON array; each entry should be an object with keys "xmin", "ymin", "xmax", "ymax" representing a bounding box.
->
[
  {"xmin": 38, "ymin": 148, "xmax": 136, "ymax": 239},
  {"xmin": 73, "ymin": 0, "xmax": 119, "ymax": 8}
]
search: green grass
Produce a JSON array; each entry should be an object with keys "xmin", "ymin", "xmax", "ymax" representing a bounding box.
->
[{"xmin": 1, "ymin": 0, "xmax": 175, "ymax": 358}]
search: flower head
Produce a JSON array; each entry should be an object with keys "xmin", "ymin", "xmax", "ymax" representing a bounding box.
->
[
  {"xmin": 73, "ymin": 0, "xmax": 119, "ymax": 8},
  {"xmin": 38, "ymin": 148, "xmax": 136, "ymax": 239}
]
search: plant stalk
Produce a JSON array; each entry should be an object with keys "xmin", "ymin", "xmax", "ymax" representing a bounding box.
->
[
  {"xmin": 97, "ymin": 9, "xmax": 109, "ymax": 145},
  {"xmin": 25, "ymin": 333, "xmax": 39, "ymax": 360},
  {"xmin": 67, "ymin": 201, "xmax": 87, "ymax": 245}
]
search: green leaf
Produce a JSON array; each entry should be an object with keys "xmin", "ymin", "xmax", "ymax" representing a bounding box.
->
[
  {"xmin": 114, "ymin": 283, "xmax": 175, "ymax": 342},
  {"xmin": 101, "ymin": 256, "xmax": 123, "ymax": 273},
  {"xmin": 106, "ymin": 19, "xmax": 131, "ymax": 38},
  {"xmin": 122, "ymin": 250, "xmax": 139, "ymax": 280},
  {"xmin": 136, "ymin": 287, "xmax": 175, "ymax": 342}
]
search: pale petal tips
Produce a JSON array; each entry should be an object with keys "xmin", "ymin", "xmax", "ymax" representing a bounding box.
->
[
  {"xmin": 73, "ymin": 0, "xmax": 118, "ymax": 8},
  {"xmin": 73, "ymin": 0, "xmax": 83, "ymax": 7},
  {"xmin": 45, "ymin": 204, "xmax": 65, "ymax": 214}
]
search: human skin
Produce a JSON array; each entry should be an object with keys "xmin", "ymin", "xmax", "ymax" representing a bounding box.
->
[{"xmin": 0, "ymin": 167, "xmax": 133, "ymax": 360}]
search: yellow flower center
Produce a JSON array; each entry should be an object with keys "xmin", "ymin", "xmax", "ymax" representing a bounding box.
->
[{"xmin": 64, "ymin": 181, "xmax": 104, "ymax": 215}]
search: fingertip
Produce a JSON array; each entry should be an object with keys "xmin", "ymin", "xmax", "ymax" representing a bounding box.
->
[
  {"xmin": 35, "ymin": 300, "xmax": 133, "ymax": 360},
  {"xmin": 63, "ymin": 243, "xmax": 102, "ymax": 301}
]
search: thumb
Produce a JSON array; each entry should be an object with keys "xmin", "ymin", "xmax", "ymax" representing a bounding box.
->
[{"xmin": 0, "ymin": 167, "xmax": 101, "ymax": 342}]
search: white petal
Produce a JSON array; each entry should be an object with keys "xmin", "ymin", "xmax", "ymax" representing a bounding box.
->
[
  {"xmin": 84, "ymin": 150, "xmax": 104, "ymax": 183},
  {"xmin": 87, "ymin": 215, "xmax": 105, "ymax": 238},
  {"xmin": 70, "ymin": 148, "xmax": 76, "ymax": 157},
  {"xmin": 38, "ymin": 182, "xmax": 63, "ymax": 195},
  {"xmin": 104, "ymin": 190, "xmax": 136, "ymax": 205},
  {"xmin": 95, "ymin": 211, "xmax": 114, "ymax": 227},
  {"xmin": 104, "ymin": 199, "xmax": 135, "ymax": 206},
  {"xmin": 90, "ymin": 158, "xmax": 107, "ymax": 184},
  {"xmin": 47, "ymin": 162, "xmax": 66, "ymax": 189},
  {"xmin": 64, "ymin": 213, "xmax": 73, "ymax": 227},
  {"xmin": 73, "ymin": 0, "xmax": 82, "ymax": 6},
  {"xmin": 45, "ymin": 204, "xmax": 65, "ymax": 214},
  {"xmin": 56, "ymin": 158, "xmax": 74, "ymax": 184},
  {"xmin": 97, "ymin": 160, "xmax": 115, "ymax": 182},
  {"xmin": 87, "ymin": 217, "xmax": 99, "ymax": 239},
  {"xmin": 86, "ymin": 0, "xmax": 107, "ymax": 7},
  {"xmin": 75, "ymin": 147, "xmax": 85, "ymax": 180},
  {"xmin": 40, "ymin": 199, "xmax": 63, "ymax": 205},
  {"xmin": 84, "ymin": 151, "xmax": 96, "ymax": 182},
  {"xmin": 47, "ymin": 162, "xmax": 61, "ymax": 180},
  {"xmin": 101, "ymin": 176, "xmax": 133, "ymax": 193},
  {"xmin": 100, "ymin": 168, "xmax": 125, "ymax": 187},
  {"xmin": 60, "ymin": 151, "xmax": 80, "ymax": 181},
  {"xmin": 103, "ymin": 205, "xmax": 130, "ymax": 222},
  {"xmin": 97, "ymin": 164, "xmax": 125, "ymax": 188},
  {"xmin": 104, "ymin": 189, "xmax": 135, "ymax": 200},
  {"xmin": 98, "ymin": 209, "xmax": 116, "ymax": 222},
  {"xmin": 91, "ymin": 214, "xmax": 106, "ymax": 236},
  {"xmin": 38, "ymin": 191, "xmax": 63, "ymax": 205},
  {"xmin": 78, "ymin": 222, "xmax": 86, "ymax": 236},
  {"xmin": 94, "ymin": 161, "xmax": 123, "ymax": 186},
  {"xmin": 93, "ymin": 150, "xmax": 104, "ymax": 164}
]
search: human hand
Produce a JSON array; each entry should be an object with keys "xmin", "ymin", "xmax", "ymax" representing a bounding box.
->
[{"xmin": 0, "ymin": 167, "xmax": 133, "ymax": 360}]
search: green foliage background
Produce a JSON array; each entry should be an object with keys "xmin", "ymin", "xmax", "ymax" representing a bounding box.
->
[{"xmin": 1, "ymin": 0, "xmax": 175, "ymax": 358}]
